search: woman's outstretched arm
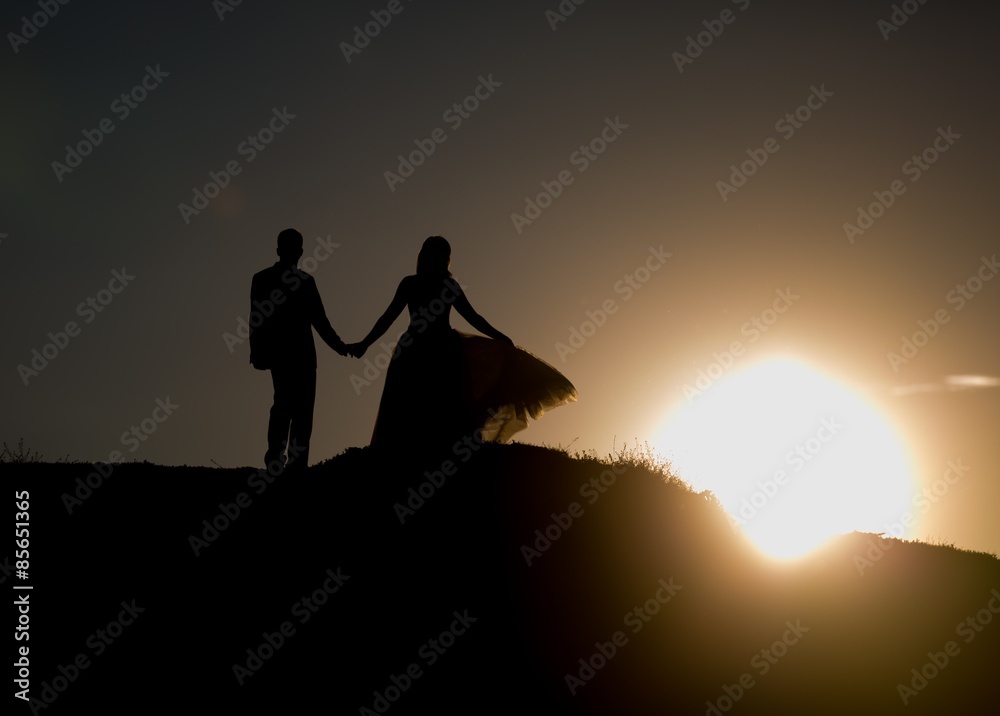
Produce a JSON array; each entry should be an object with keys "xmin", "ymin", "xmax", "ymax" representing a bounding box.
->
[
  {"xmin": 451, "ymin": 280, "xmax": 515, "ymax": 346},
  {"xmin": 353, "ymin": 277, "xmax": 410, "ymax": 355}
]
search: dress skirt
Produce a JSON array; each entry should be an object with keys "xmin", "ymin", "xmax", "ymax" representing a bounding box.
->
[{"xmin": 370, "ymin": 329, "xmax": 577, "ymax": 452}]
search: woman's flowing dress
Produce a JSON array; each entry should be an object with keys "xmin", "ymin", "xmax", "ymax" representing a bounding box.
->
[{"xmin": 370, "ymin": 274, "xmax": 577, "ymax": 451}]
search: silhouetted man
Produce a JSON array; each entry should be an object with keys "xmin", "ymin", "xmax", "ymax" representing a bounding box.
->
[{"xmin": 249, "ymin": 228, "xmax": 346, "ymax": 473}]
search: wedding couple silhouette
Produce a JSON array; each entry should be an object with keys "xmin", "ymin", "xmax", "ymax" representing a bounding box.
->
[{"xmin": 249, "ymin": 229, "xmax": 577, "ymax": 472}]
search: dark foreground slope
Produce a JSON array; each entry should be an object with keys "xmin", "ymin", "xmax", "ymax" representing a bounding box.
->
[{"xmin": 7, "ymin": 444, "xmax": 1000, "ymax": 715}]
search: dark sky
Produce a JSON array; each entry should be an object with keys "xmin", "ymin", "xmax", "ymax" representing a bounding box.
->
[{"xmin": 2, "ymin": 0, "xmax": 998, "ymax": 554}]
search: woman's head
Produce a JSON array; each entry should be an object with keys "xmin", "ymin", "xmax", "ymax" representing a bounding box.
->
[{"xmin": 416, "ymin": 236, "xmax": 452, "ymax": 276}]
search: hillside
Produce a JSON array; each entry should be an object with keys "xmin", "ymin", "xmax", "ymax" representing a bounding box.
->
[{"xmin": 6, "ymin": 443, "xmax": 1000, "ymax": 714}]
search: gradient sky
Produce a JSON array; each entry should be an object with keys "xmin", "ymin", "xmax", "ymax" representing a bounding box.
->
[{"xmin": 2, "ymin": 0, "xmax": 997, "ymax": 554}]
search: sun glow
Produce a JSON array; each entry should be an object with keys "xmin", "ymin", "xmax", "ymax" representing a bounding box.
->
[{"xmin": 656, "ymin": 358, "xmax": 917, "ymax": 559}]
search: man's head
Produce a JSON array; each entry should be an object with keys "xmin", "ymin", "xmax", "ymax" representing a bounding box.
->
[{"xmin": 276, "ymin": 228, "xmax": 304, "ymax": 264}]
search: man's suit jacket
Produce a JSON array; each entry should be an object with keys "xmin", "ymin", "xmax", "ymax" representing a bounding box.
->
[{"xmin": 249, "ymin": 263, "xmax": 332, "ymax": 371}]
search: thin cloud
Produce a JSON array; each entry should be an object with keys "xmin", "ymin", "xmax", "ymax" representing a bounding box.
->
[{"xmin": 890, "ymin": 375, "xmax": 1000, "ymax": 397}]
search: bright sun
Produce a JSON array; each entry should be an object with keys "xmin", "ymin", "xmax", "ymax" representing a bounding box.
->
[{"xmin": 655, "ymin": 357, "xmax": 917, "ymax": 559}]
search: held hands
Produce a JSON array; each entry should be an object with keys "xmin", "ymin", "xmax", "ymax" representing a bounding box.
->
[
  {"xmin": 345, "ymin": 342, "xmax": 367, "ymax": 359},
  {"xmin": 329, "ymin": 337, "xmax": 365, "ymax": 358}
]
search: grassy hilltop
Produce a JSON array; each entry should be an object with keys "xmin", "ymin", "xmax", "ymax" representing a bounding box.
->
[{"xmin": 6, "ymin": 442, "xmax": 1000, "ymax": 715}]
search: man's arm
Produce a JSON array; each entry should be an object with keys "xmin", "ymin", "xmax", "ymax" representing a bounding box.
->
[{"xmin": 306, "ymin": 277, "xmax": 347, "ymax": 356}]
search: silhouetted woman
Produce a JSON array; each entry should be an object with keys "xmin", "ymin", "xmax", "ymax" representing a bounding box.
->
[{"xmin": 349, "ymin": 236, "xmax": 577, "ymax": 452}]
